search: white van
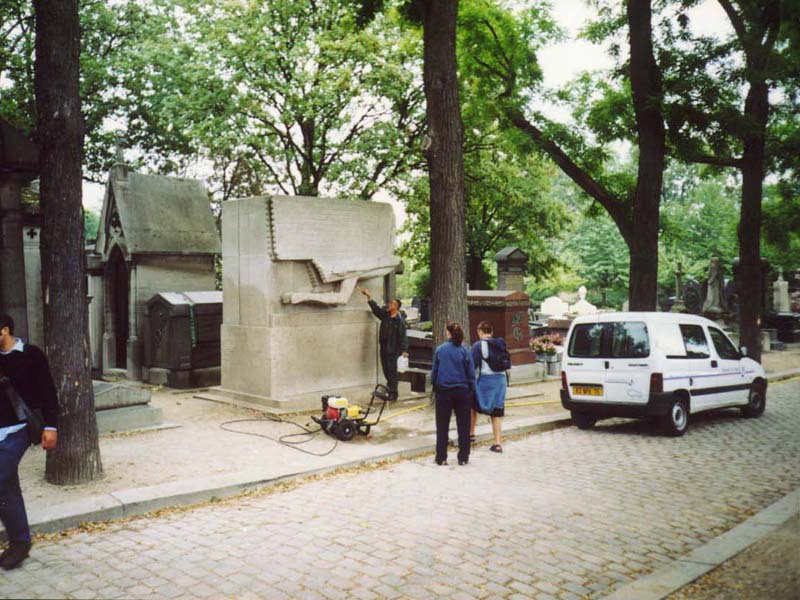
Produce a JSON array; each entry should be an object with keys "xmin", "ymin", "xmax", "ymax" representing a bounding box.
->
[{"xmin": 560, "ymin": 312, "xmax": 767, "ymax": 436}]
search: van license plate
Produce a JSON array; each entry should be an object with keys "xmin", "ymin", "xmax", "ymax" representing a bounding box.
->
[{"xmin": 572, "ymin": 385, "xmax": 603, "ymax": 396}]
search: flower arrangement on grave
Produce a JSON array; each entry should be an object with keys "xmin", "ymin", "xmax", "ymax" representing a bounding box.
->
[{"xmin": 530, "ymin": 333, "xmax": 564, "ymax": 359}]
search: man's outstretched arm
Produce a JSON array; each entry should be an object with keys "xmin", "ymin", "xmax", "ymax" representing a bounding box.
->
[{"xmin": 359, "ymin": 287, "xmax": 387, "ymax": 320}]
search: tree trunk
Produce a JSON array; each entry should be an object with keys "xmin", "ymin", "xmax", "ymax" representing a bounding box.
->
[
  {"xmin": 467, "ymin": 254, "xmax": 485, "ymax": 290},
  {"xmin": 421, "ymin": 0, "xmax": 469, "ymax": 347},
  {"xmin": 626, "ymin": 0, "xmax": 665, "ymax": 311},
  {"xmin": 737, "ymin": 80, "xmax": 769, "ymax": 363},
  {"xmin": 34, "ymin": 0, "xmax": 103, "ymax": 484}
]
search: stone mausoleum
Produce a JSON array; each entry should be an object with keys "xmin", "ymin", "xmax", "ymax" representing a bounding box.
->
[
  {"xmin": 0, "ymin": 119, "xmax": 44, "ymax": 346},
  {"xmin": 88, "ymin": 151, "xmax": 220, "ymax": 380},
  {"xmin": 212, "ymin": 195, "xmax": 400, "ymax": 412}
]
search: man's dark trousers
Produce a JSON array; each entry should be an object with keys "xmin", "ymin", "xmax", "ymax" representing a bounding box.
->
[
  {"xmin": 435, "ymin": 387, "xmax": 471, "ymax": 464},
  {"xmin": 380, "ymin": 350, "xmax": 399, "ymax": 399},
  {"xmin": 0, "ymin": 428, "xmax": 31, "ymax": 543}
]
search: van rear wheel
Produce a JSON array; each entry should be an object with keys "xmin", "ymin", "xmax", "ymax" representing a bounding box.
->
[
  {"xmin": 571, "ymin": 412, "xmax": 597, "ymax": 430},
  {"xmin": 661, "ymin": 398, "xmax": 688, "ymax": 437},
  {"xmin": 741, "ymin": 385, "xmax": 766, "ymax": 418}
]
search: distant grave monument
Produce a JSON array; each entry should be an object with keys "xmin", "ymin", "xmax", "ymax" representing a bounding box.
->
[
  {"xmin": 570, "ymin": 286, "xmax": 598, "ymax": 316},
  {"xmin": 214, "ymin": 195, "xmax": 401, "ymax": 412},
  {"xmin": 702, "ymin": 257, "xmax": 727, "ymax": 316},
  {"xmin": 495, "ymin": 246, "xmax": 528, "ymax": 292},
  {"xmin": 773, "ymin": 269, "xmax": 791, "ymax": 313},
  {"xmin": 540, "ymin": 295, "xmax": 570, "ymax": 318}
]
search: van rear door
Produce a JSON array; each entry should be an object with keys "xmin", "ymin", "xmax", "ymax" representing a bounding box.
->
[
  {"xmin": 603, "ymin": 321, "xmax": 652, "ymax": 405},
  {"xmin": 566, "ymin": 322, "xmax": 607, "ymax": 401}
]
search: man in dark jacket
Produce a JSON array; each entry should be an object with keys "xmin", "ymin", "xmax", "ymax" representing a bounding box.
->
[
  {"xmin": 0, "ymin": 314, "xmax": 58, "ymax": 570},
  {"xmin": 359, "ymin": 287, "xmax": 408, "ymax": 400}
]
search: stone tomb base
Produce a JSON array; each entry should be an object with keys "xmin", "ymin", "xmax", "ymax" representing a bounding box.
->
[
  {"xmin": 211, "ymin": 309, "xmax": 381, "ymax": 413},
  {"xmin": 93, "ymin": 380, "xmax": 172, "ymax": 435}
]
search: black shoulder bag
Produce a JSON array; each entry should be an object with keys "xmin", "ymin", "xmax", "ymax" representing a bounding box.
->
[{"xmin": 0, "ymin": 376, "xmax": 43, "ymax": 446}]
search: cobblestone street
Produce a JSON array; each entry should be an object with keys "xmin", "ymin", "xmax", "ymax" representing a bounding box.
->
[{"xmin": 2, "ymin": 379, "xmax": 799, "ymax": 600}]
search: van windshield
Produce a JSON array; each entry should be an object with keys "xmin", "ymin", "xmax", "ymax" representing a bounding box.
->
[{"xmin": 568, "ymin": 322, "xmax": 650, "ymax": 358}]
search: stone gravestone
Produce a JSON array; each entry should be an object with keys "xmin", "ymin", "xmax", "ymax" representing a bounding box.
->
[
  {"xmin": 702, "ymin": 257, "xmax": 726, "ymax": 316},
  {"xmin": 494, "ymin": 246, "xmax": 528, "ymax": 292},
  {"xmin": 683, "ymin": 279, "xmax": 703, "ymax": 314},
  {"xmin": 570, "ymin": 286, "xmax": 598, "ymax": 316},
  {"xmin": 540, "ymin": 295, "xmax": 570, "ymax": 318},
  {"xmin": 773, "ymin": 269, "xmax": 791, "ymax": 313},
  {"xmin": 215, "ymin": 195, "xmax": 400, "ymax": 412}
]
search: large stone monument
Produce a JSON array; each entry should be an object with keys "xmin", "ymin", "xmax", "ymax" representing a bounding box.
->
[
  {"xmin": 92, "ymin": 147, "xmax": 220, "ymax": 380},
  {"xmin": 217, "ymin": 195, "xmax": 400, "ymax": 412}
]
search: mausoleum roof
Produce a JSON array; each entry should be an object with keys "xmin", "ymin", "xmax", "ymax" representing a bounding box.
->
[
  {"xmin": 494, "ymin": 246, "xmax": 528, "ymax": 261},
  {"xmin": 96, "ymin": 169, "xmax": 221, "ymax": 258}
]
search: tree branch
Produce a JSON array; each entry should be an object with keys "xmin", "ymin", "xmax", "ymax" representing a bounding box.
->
[
  {"xmin": 717, "ymin": 0, "xmax": 748, "ymax": 45},
  {"xmin": 503, "ymin": 107, "xmax": 633, "ymax": 241}
]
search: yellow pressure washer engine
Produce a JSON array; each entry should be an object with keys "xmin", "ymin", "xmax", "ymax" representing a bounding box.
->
[{"xmin": 312, "ymin": 384, "xmax": 391, "ymax": 441}]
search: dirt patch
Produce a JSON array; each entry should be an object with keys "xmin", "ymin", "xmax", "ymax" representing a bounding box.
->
[{"xmin": 668, "ymin": 514, "xmax": 800, "ymax": 600}]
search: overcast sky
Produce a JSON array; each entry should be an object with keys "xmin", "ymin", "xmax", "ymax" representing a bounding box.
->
[{"xmin": 83, "ymin": 0, "xmax": 733, "ymax": 223}]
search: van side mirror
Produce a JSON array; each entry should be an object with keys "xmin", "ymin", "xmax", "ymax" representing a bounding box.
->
[{"xmin": 739, "ymin": 346, "xmax": 748, "ymax": 357}]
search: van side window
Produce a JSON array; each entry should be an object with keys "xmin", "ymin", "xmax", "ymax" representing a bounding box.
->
[
  {"xmin": 610, "ymin": 322, "xmax": 649, "ymax": 358},
  {"xmin": 569, "ymin": 323, "xmax": 604, "ymax": 358},
  {"xmin": 709, "ymin": 328, "xmax": 740, "ymax": 360},
  {"xmin": 679, "ymin": 324, "xmax": 710, "ymax": 358}
]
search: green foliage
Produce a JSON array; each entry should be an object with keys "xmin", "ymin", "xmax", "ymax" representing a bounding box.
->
[
  {"xmin": 762, "ymin": 185, "xmax": 800, "ymax": 269},
  {"xmin": 84, "ymin": 210, "xmax": 100, "ymax": 242},
  {"xmin": 399, "ymin": 0, "xmax": 571, "ymax": 288},
  {"xmin": 115, "ymin": 0, "xmax": 426, "ymax": 200},
  {"xmin": 0, "ymin": 1, "xmax": 165, "ymax": 178}
]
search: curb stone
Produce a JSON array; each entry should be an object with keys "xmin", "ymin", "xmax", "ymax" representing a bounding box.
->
[{"xmin": 601, "ymin": 487, "xmax": 800, "ymax": 600}]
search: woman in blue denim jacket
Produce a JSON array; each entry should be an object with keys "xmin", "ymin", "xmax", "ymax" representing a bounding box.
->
[{"xmin": 431, "ymin": 322, "xmax": 475, "ymax": 466}]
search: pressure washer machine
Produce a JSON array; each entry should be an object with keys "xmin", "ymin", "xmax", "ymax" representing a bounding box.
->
[{"xmin": 312, "ymin": 384, "xmax": 391, "ymax": 441}]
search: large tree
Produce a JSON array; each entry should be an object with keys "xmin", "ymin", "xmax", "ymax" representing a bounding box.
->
[
  {"xmin": 412, "ymin": 0, "xmax": 470, "ymax": 345},
  {"xmin": 459, "ymin": 0, "xmax": 667, "ymax": 310},
  {"xmin": 33, "ymin": 0, "xmax": 103, "ymax": 483},
  {"xmin": 664, "ymin": 0, "xmax": 798, "ymax": 361}
]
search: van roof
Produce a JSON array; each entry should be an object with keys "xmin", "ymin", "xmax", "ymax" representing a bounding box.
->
[{"xmin": 569, "ymin": 312, "xmax": 716, "ymax": 326}]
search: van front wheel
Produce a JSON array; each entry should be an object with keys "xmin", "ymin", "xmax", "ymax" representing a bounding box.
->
[
  {"xmin": 571, "ymin": 412, "xmax": 597, "ymax": 430},
  {"xmin": 741, "ymin": 385, "xmax": 766, "ymax": 418},
  {"xmin": 661, "ymin": 398, "xmax": 689, "ymax": 437}
]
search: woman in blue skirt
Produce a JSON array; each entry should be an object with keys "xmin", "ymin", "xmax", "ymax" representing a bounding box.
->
[{"xmin": 470, "ymin": 321, "xmax": 507, "ymax": 453}]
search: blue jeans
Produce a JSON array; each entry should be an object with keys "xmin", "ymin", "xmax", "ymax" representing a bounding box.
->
[{"xmin": 0, "ymin": 427, "xmax": 30, "ymax": 543}]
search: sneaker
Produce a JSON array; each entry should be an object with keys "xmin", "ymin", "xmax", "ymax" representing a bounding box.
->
[
  {"xmin": 490, "ymin": 444, "xmax": 503, "ymax": 453},
  {"xmin": 458, "ymin": 459, "xmax": 468, "ymax": 466},
  {"xmin": 435, "ymin": 459, "xmax": 448, "ymax": 466},
  {"xmin": 1, "ymin": 541, "xmax": 31, "ymax": 570}
]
